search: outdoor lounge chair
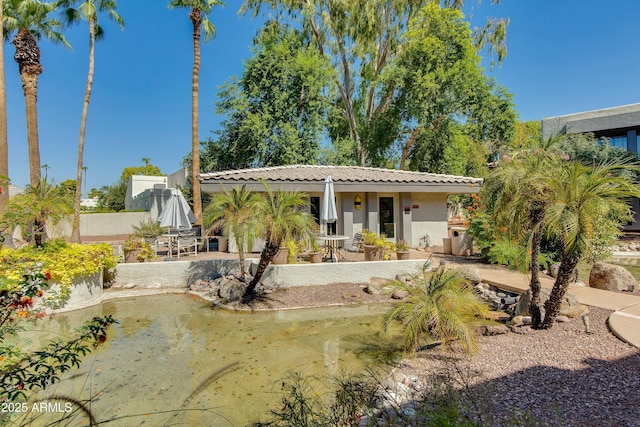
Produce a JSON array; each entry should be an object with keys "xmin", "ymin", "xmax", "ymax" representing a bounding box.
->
[
  {"xmin": 176, "ymin": 231, "xmax": 198, "ymax": 258},
  {"xmin": 345, "ymin": 232, "xmax": 363, "ymax": 260}
]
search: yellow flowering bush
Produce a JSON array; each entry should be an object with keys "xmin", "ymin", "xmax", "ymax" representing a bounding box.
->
[{"xmin": 0, "ymin": 240, "xmax": 117, "ymax": 292}]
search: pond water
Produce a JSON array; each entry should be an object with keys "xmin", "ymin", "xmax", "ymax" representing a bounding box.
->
[{"xmin": 20, "ymin": 294, "xmax": 396, "ymax": 426}]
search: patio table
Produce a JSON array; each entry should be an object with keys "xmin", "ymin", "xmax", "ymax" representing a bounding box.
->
[{"xmin": 317, "ymin": 235, "xmax": 348, "ymax": 262}]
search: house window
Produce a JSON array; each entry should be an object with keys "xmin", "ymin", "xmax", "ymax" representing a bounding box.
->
[{"xmin": 599, "ymin": 136, "xmax": 627, "ymax": 150}]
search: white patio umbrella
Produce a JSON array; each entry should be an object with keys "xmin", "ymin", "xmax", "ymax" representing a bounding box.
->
[
  {"xmin": 320, "ymin": 176, "xmax": 338, "ymax": 235},
  {"xmin": 157, "ymin": 188, "xmax": 196, "ymax": 230}
]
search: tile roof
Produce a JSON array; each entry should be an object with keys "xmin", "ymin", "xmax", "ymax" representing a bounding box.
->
[{"xmin": 199, "ymin": 165, "xmax": 483, "ymax": 185}]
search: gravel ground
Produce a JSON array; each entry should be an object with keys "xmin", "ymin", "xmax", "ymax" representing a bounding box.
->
[
  {"xmin": 394, "ymin": 306, "xmax": 640, "ymax": 427},
  {"xmin": 246, "ymin": 283, "xmax": 640, "ymax": 426}
]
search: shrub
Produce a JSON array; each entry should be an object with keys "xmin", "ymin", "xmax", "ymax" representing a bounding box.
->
[
  {"xmin": 383, "ymin": 268, "xmax": 490, "ymax": 354},
  {"xmin": 0, "ymin": 240, "xmax": 118, "ymax": 305},
  {"xmin": 396, "ymin": 240, "xmax": 409, "ymax": 251},
  {"xmin": 0, "ymin": 263, "xmax": 116, "ymax": 403}
]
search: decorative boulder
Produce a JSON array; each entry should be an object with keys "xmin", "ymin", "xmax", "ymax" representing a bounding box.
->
[
  {"xmin": 514, "ymin": 287, "xmax": 580, "ymax": 318},
  {"xmin": 549, "ymin": 263, "xmax": 578, "ymax": 282},
  {"xmin": 217, "ymin": 276, "xmax": 247, "ymax": 302},
  {"xmin": 365, "ymin": 277, "xmax": 390, "ymax": 295},
  {"xmin": 589, "ymin": 262, "xmax": 637, "ymax": 292},
  {"xmin": 455, "ymin": 266, "xmax": 482, "ymax": 284}
]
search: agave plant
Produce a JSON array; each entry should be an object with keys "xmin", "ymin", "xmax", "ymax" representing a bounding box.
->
[{"xmin": 383, "ymin": 268, "xmax": 489, "ymax": 354}]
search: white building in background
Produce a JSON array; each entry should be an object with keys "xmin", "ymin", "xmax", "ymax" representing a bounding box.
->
[{"xmin": 124, "ymin": 168, "xmax": 190, "ymax": 219}]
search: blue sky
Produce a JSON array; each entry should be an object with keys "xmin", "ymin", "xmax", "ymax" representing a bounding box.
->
[{"xmin": 4, "ymin": 0, "xmax": 640, "ymax": 191}]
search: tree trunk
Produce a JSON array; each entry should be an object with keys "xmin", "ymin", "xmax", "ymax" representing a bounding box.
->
[
  {"xmin": 0, "ymin": 0, "xmax": 13, "ymax": 248},
  {"xmin": 33, "ymin": 219, "xmax": 45, "ymax": 248},
  {"xmin": 541, "ymin": 256, "xmax": 579, "ymax": 329},
  {"xmin": 13, "ymin": 30, "xmax": 43, "ymax": 188},
  {"xmin": 399, "ymin": 127, "xmax": 421, "ymax": 170},
  {"xmin": 528, "ymin": 208, "xmax": 546, "ymax": 328},
  {"xmin": 246, "ymin": 241, "xmax": 280, "ymax": 296},
  {"xmin": 238, "ymin": 248, "xmax": 246, "ymax": 278},
  {"xmin": 190, "ymin": 9, "xmax": 203, "ymax": 225},
  {"xmin": 71, "ymin": 18, "xmax": 97, "ymax": 243}
]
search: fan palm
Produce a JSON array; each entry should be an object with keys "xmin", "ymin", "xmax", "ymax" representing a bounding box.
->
[
  {"xmin": 383, "ymin": 268, "xmax": 489, "ymax": 354},
  {"xmin": 203, "ymin": 185, "xmax": 262, "ymax": 278},
  {"xmin": 490, "ymin": 141, "xmax": 557, "ymax": 327},
  {"xmin": 55, "ymin": 0, "xmax": 124, "ymax": 243},
  {"xmin": 246, "ymin": 181, "xmax": 316, "ymax": 297},
  {"xmin": 6, "ymin": 175, "xmax": 73, "ymax": 247},
  {"xmin": 168, "ymin": 0, "xmax": 223, "ymax": 225},
  {"xmin": 541, "ymin": 159, "xmax": 640, "ymax": 328},
  {"xmin": 3, "ymin": 0, "xmax": 70, "ymax": 187}
]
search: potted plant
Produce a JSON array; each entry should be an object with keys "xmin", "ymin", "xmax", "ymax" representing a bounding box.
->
[
  {"xmin": 308, "ymin": 239, "xmax": 323, "ymax": 263},
  {"xmin": 362, "ymin": 229, "xmax": 380, "ymax": 261},
  {"xmin": 396, "ymin": 239, "xmax": 410, "ymax": 260},
  {"xmin": 123, "ymin": 237, "xmax": 155, "ymax": 263},
  {"xmin": 376, "ymin": 235, "xmax": 395, "ymax": 260}
]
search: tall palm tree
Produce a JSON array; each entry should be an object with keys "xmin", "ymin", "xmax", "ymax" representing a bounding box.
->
[
  {"xmin": 169, "ymin": 0, "xmax": 223, "ymax": 225},
  {"xmin": 247, "ymin": 181, "xmax": 316, "ymax": 297},
  {"xmin": 56, "ymin": 0, "xmax": 124, "ymax": 243},
  {"xmin": 0, "ymin": 0, "xmax": 12, "ymax": 247},
  {"xmin": 541, "ymin": 159, "xmax": 640, "ymax": 328},
  {"xmin": 3, "ymin": 0, "xmax": 70, "ymax": 188},
  {"xmin": 203, "ymin": 185, "xmax": 262, "ymax": 278}
]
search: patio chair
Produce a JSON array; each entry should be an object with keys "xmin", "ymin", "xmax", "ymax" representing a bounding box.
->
[
  {"xmin": 176, "ymin": 231, "xmax": 198, "ymax": 258},
  {"xmin": 152, "ymin": 235, "xmax": 171, "ymax": 256},
  {"xmin": 345, "ymin": 232, "xmax": 363, "ymax": 260}
]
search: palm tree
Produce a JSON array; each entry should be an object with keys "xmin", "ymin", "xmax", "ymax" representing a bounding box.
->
[
  {"xmin": 0, "ymin": 0, "xmax": 12, "ymax": 247},
  {"xmin": 7, "ymin": 174, "xmax": 73, "ymax": 247},
  {"xmin": 3, "ymin": 0, "xmax": 70, "ymax": 188},
  {"xmin": 490, "ymin": 142, "xmax": 556, "ymax": 328},
  {"xmin": 247, "ymin": 181, "xmax": 316, "ymax": 297},
  {"xmin": 168, "ymin": 0, "xmax": 223, "ymax": 225},
  {"xmin": 541, "ymin": 159, "xmax": 640, "ymax": 328},
  {"xmin": 203, "ymin": 185, "xmax": 262, "ymax": 278},
  {"xmin": 383, "ymin": 267, "xmax": 490, "ymax": 354},
  {"xmin": 56, "ymin": 0, "xmax": 124, "ymax": 243}
]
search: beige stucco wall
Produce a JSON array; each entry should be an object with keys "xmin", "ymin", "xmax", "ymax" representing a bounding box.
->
[
  {"xmin": 409, "ymin": 193, "xmax": 448, "ymax": 248},
  {"xmin": 44, "ymin": 212, "xmax": 150, "ymax": 239}
]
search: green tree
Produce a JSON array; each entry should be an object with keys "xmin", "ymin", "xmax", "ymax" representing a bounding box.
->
[
  {"xmin": 3, "ymin": 0, "xmax": 70, "ymax": 187},
  {"xmin": 95, "ymin": 179, "xmax": 126, "ymax": 211},
  {"xmin": 209, "ymin": 20, "xmax": 332, "ymax": 170},
  {"xmin": 169, "ymin": 0, "xmax": 224, "ymax": 226},
  {"xmin": 384, "ymin": 4, "xmax": 515, "ymax": 171},
  {"xmin": 120, "ymin": 161, "xmax": 162, "ymax": 181},
  {"xmin": 247, "ymin": 181, "xmax": 316, "ymax": 297},
  {"xmin": 241, "ymin": 0, "xmax": 508, "ymax": 167},
  {"xmin": 56, "ymin": 0, "xmax": 124, "ymax": 244},
  {"xmin": 383, "ymin": 267, "xmax": 489, "ymax": 354},
  {"xmin": 57, "ymin": 178, "xmax": 76, "ymax": 196},
  {"xmin": 4, "ymin": 175, "xmax": 73, "ymax": 247},
  {"xmin": 509, "ymin": 120, "xmax": 542, "ymax": 151},
  {"xmin": 203, "ymin": 185, "xmax": 262, "ymax": 278},
  {"xmin": 541, "ymin": 159, "xmax": 640, "ymax": 328}
]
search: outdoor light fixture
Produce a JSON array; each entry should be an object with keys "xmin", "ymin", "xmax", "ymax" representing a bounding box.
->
[{"xmin": 354, "ymin": 195, "xmax": 362, "ymax": 210}]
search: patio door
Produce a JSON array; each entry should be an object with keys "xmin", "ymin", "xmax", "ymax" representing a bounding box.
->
[{"xmin": 379, "ymin": 195, "xmax": 396, "ymax": 241}]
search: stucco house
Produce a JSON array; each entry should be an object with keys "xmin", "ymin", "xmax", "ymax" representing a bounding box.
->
[
  {"xmin": 199, "ymin": 165, "xmax": 482, "ymax": 248},
  {"xmin": 541, "ymin": 103, "xmax": 640, "ymax": 230}
]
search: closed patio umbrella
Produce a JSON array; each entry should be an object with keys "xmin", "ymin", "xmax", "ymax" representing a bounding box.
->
[
  {"xmin": 158, "ymin": 188, "xmax": 196, "ymax": 230},
  {"xmin": 320, "ymin": 176, "xmax": 338, "ymax": 235}
]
